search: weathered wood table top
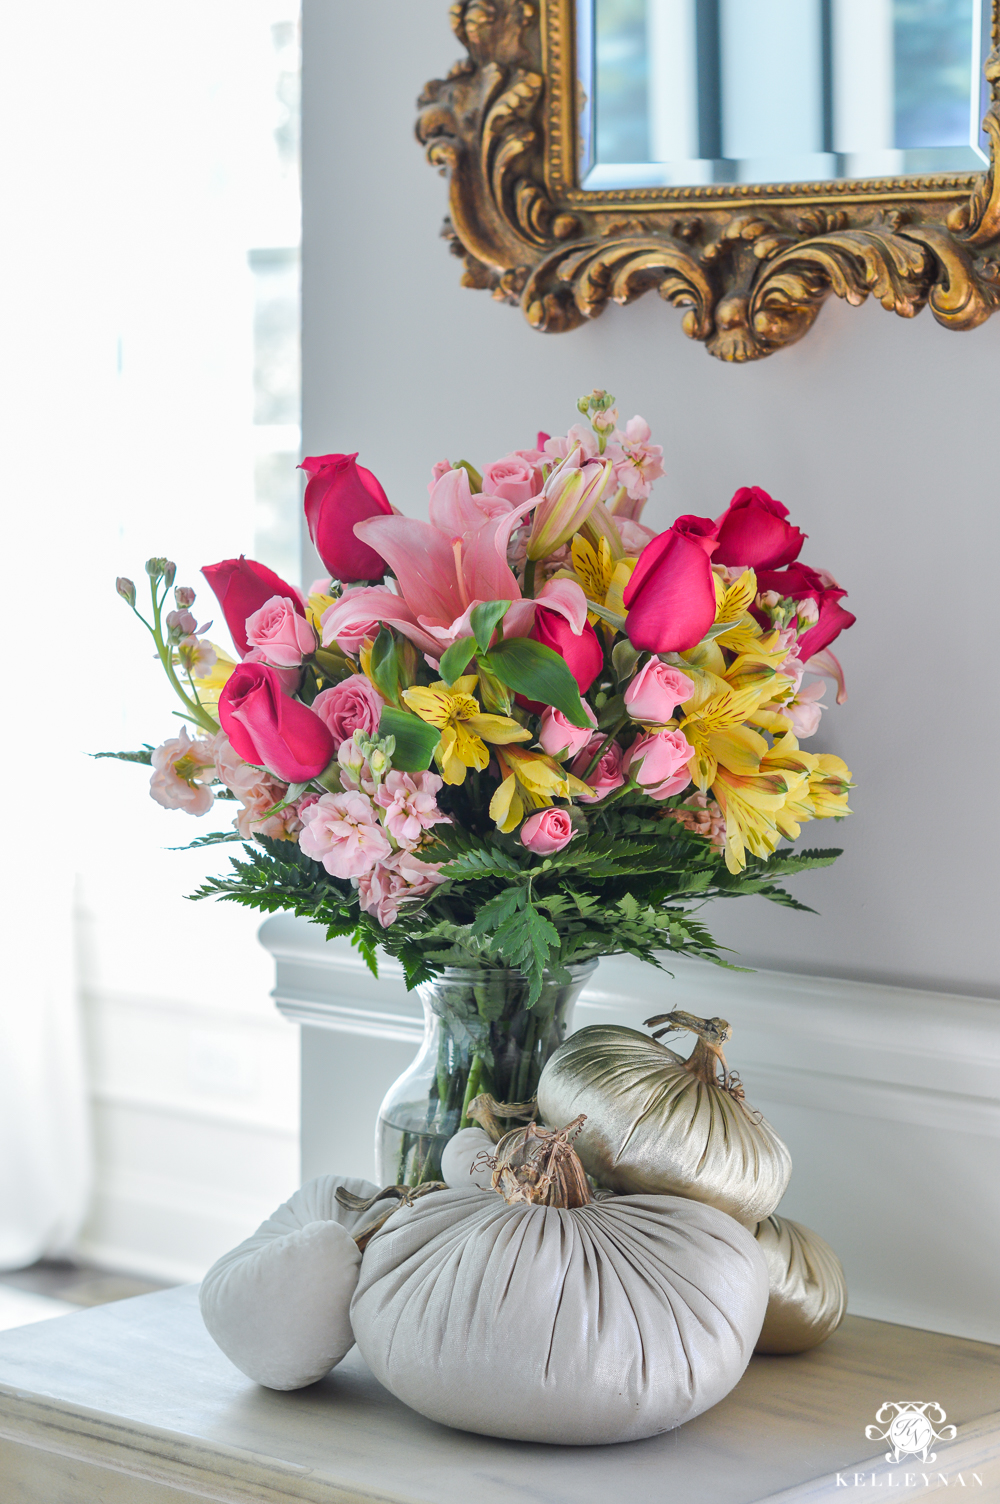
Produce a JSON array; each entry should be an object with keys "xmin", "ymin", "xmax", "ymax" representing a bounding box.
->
[{"xmin": 0, "ymin": 1286, "xmax": 996, "ymax": 1503}]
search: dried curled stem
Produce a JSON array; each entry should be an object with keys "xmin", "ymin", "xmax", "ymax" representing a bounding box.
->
[
  {"xmin": 493, "ymin": 1115, "xmax": 592, "ymax": 1208},
  {"xmin": 467, "ymin": 1092, "xmax": 539, "ymax": 1143},
  {"xmin": 336, "ymin": 1182, "xmax": 448, "ymax": 1252},
  {"xmin": 645, "ymin": 1010, "xmax": 747, "ymax": 1104}
]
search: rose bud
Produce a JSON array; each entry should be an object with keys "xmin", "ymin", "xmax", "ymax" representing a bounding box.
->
[
  {"xmin": 713, "ymin": 486, "xmax": 806, "ymax": 570},
  {"xmin": 754, "ymin": 561, "xmax": 856, "ymax": 660},
  {"xmin": 623, "ymin": 516, "xmax": 719, "ymax": 654},
  {"xmin": 537, "ymin": 703, "xmax": 598, "ymax": 760},
  {"xmin": 624, "ymin": 729, "xmax": 694, "ymax": 800},
  {"xmin": 531, "ymin": 607, "xmax": 603, "ymax": 695},
  {"xmin": 219, "ymin": 662, "xmax": 336, "ymax": 783},
  {"xmin": 520, "ymin": 807, "xmax": 575, "ymax": 855},
  {"xmin": 300, "ymin": 453, "xmax": 393, "ymax": 585},
  {"xmin": 624, "ymin": 660, "xmax": 695, "ymax": 726},
  {"xmin": 202, "ymin": 557, "xmax": 305, "ymax": 657}
]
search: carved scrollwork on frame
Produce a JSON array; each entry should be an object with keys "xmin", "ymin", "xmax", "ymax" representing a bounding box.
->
[{"xmin": 417, "ymin": 0, "xmax": 1000, "ymax": 361}]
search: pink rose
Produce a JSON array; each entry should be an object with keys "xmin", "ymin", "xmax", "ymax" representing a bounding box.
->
[
  {"xmin": 374, "ymin": 770, "xmax": 448, "ymax": 847},
  {"xmin": 358, "ymin": 849, "xmax": 445, "ymax": 927},
  {"xmin": 537, "ymin": 702, "xmax": 597, "ymax": 760},
  {"xmin": 624, "ymin": 660, "xmax": 695, "ymax": 726},
  {"xmin": 245, "ymin": 595, "xmax": 317, "ymax": 669},
  {"xmin": 298, "ymin": 790, "xmax": 392, "ymax": 878},
  {"xmin": 570, "ymin": 735, "xmax": 625, "ymax": 803},
  {"xmin": 149, "ymin": 728, "xmax": 215, "ymax": 815},
  {"xmin": 519, "ymin": 807, "xmax": 574, "ymax": 854},
  {"xmin": 625, "ymin": 730, "xmax": 694, "ymax": 800},
  {"xmin": 311, "ymin": 674, "xmax": 385, "ymax": 750},
  {"xmin": 480, "ymin": 455, "xmax": 542, "ymax": 506}
]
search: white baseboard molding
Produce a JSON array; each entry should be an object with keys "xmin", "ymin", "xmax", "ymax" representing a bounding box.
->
[{"xmin": 258, "ymin": 915, "xmax": 1000, "ymax": 1343}]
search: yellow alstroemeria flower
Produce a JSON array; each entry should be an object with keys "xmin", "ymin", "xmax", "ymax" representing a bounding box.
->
[
  {"xmin": 709, "ymin": 569, "xmax": 763, "ymax": 654},
  {"xmin": 488, "ymin": 745, "xmax": 592, "ymax": 833},
  {"xmin": 402, "ymin": 675, "xmax": 530, "ymax": 786},
  {"xmin": 560, "ymin": 534, "xmax": 637, "ymax": 628},
  {"xmin": 712, "ymin": 762, "xmax": 807, "ymax": 873},
  {"xmin": 307, "ymin": 591, "xmax": 337, "ymax": 637},
  {"xmin": 806, "ymin": 753, "xmax": 853, "ymax": 820}
]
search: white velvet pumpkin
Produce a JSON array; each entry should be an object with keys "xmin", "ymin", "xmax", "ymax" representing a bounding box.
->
[
  {"xmin": 350, "ymin": 1186, "xmax": 769, "ymax": 1445},
  {"xmin": 199, "ymin": 1173, "xmax": 378, "ymax": 1390},
  {"xmin": 440, "ymin": 1126, "xmax": 496, "ymax": 1190}
]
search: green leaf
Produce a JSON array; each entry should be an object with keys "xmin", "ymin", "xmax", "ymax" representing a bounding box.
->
[
  {"xmin": 469, "ymin": 600, "xmax": 511, "ymax": 654},
  {"xmin": 471, "ymin": 886, "xmax": 525, "ymax": 938},
  {"xmin": 369, "ymin": 626, "xmax": 400, "ymax": 706},
  {"xmin": 611, "ymin": 639, "xmax": 641, "ymax": 684},
  {"xmin": 494, "ymin": 902, "xmax": 559, "ymax": 1004},
  {"xmin": 439, "ymin": 636, "xmax": 478, "ymax": 685},
  {"xmin": 169, "ymin": 830, "xmax": 245, "ymax": 849},
  {"xmin": 378, "ymin": 706, "xmax": 440, "ymax": 771},
  {"xmin": 92, "ymin": 747, "xmax": 154, "ymax": 765},
  {"xmin": 481, "ymin": 637, "xmax": 589, "ymax": 727},
  {"xmin": 442, "ymin": 846, "xmax": 524, "ymax": 881}
]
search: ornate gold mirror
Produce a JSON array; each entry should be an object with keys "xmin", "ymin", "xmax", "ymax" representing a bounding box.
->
[{"xmin": 418, "ymin": 1, "xmax": 1000, "ymax": 360}]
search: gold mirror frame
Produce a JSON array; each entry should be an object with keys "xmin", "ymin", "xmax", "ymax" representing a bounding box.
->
[{"xmin": 417, "ymin": 0, "xmax": 1000, "ymax": 361}]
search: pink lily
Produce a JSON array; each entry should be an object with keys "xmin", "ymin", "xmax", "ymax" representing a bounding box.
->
[
  {"xmin": 321, "ymin": 508, "xmax": 589, "ymax": 658},
  {"xmin": 805, "ymin": 647, "xmax": 848, "ymax": 704}
]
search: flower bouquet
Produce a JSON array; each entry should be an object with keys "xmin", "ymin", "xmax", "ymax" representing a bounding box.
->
[{"xmin": 110, "ymin": 389, "xmax": 854, "ymax": 1184}]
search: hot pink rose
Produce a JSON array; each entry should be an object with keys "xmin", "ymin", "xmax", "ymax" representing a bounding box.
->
[
  {"xmin": 149, "ymin": 728, "xmax": 215, "ymax": 816},
  {"xmin": 242, "ymin": 648, "xmax": 302, "ymax": 696},
  {"xmin": 300, "ymin": 452, "xmax": 393, "ymax": 584},
  {"xmin": 625, "ymin": 730, "xmax": 694, "ymax": 800},
  {"xmin": 537, "ymin": 701, "xmax": 597, "ymax": 760},
  {"xmin": 298, "ymin": 790, "xmax": 392, "ymax": 878},
  {"xmin": 219, "ymin": 663, "xmax": 335, "ymax": 782},
  {"xmin": 245, "ymin": 595, "xmax": 317, "ymax": 669},
  {"xmin": 311, "ymin": 674, "xmax": 385, "ymax": 750},
  {"xmin": 480, "ymin": 455, "xmax": 541, "ymax": 506},
  {"xmin": 570, "ymin": 735, "xmax": 625, "ymax": 803},
  {"xmin": 374, "ymin": 770, "xmax": 448, "ymax": 847},
  {"xmin": 202, "ymin": 557, "xmax": 305, "ymax": 656},
  {"xmin": 519, "ymin": 807, "xmax": 574, "ymax": 854},
  {"xmin": 623, "ymin": 515, "xmax": 719, "ymax": 654},
  {"xmin": 624, "ymin": 660, "xmax": 695, "ymax": 726},
  {"xmin": 358, "ymin": 849, "xmax": 445, "ymax": 927},
  {"xmin": 713, "ymin": 486, "xmax": 806, "ymax": 571}
]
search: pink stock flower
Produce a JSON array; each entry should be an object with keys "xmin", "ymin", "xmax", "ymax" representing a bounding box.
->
[
  {"xmin": 358, "ymin": 849, "xmax": 445, "ymax": 927},
  {"xmin": 543, "ymin": 425, "xmax": 600, "ymax": 463},
  {"xmin": 570, "ymin": 735, "xmax": 626, "ymax": 803},
  {"xmin": 537, "ymin": 701, "xmax": 597, "ymax": 760},
  {"xmin": 245, "ymin": 595, "xmax": 317, "ymax": 668},
  {"xmin": 608, "ymin": 417, "xmax": 665, "ymax": 502},
  {"xmin": 166, "ymin": 608, "xmax": 197, "ymax": 635},
  {"xmin": 176, "ymin": 636, "xmax": 217, "ymax": 680},
  {"xmin": 211, "ymin": 733, "xmax": 301, "ymax": 840},
  {"xmin": 624, "ymin": 730, "xmax": 694, "ymax": 800},
  {"xmin": 311, "ymin": 674, "xmax": 384, "ymax": 750},
  {"xmin": 624, "ymin": 660, "xmax": 695, "ymax": 726},
  {"xmin": 519, "ymin": 807, "xmax": 574, "ymax": 855},
  {"xmin": 374, "ymin": 770, "xmax": 448, "ymax": 847},
  {"xmin": 788, "ymin": 681, "xmax": 827, "ymax": 739},
  {"xmin": 298, "ymin": 790, "xmax": 392, "ymax": 879},
  {"xmin": 149, "ymin": 728, "xmax": 216, "ymax": 816},
  {"xmin": 670, "ymin": 792, "xmax": 726, "ymax": 850},
  {"xmin": 616, "ymin": 519, "xmax": 656, "ymax": 556},
  {"xmin": 480, "ymin": 454, "xmax": 542, "ymax": 506}
]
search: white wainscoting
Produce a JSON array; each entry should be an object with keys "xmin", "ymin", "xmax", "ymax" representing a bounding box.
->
[{"xmin": 260, "ymin": 913, "xmax": 1000, "ymax": 1345}]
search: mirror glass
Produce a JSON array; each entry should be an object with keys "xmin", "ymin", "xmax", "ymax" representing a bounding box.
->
[{"xmin": 579, "ymin": 0, "xmax": 993, "ymax": 189}]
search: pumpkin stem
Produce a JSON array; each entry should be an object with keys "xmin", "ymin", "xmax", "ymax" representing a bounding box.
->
[
  {"xmin": 338, "ymin": 1181, "xmax": 448, "ymax": 1251},
  {"xmin": 467, "ymin": 1092, "xmax": 538, "ymax": 1144},
  {"xmin": 492, "ymin": 1116, "xmax": 593, "ymax": 1209},
  {"xmin": 644, "ymin": 1010, "xmax": 739, "ymax": 1091}
]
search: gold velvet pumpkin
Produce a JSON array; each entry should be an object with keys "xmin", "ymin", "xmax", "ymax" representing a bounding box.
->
[
  {"xmin": 754, "ymin": 1213, "xmax": 848, "ymax": 1354},
  {"xmin": 536, "ymin": 1010, "xmax": 791, "ymax": 1226}
]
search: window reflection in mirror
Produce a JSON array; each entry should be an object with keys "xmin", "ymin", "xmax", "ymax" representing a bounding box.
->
[{"xmin": 582, "ymin": 0, "xmax": 993, "ymax": 189}]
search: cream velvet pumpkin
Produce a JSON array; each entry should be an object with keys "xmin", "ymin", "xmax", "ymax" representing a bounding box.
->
[
  {"xmin": 350, "ymin": 1186, "xmax": 769, "ymax": 1445},
  {"xmin": 754, "ymin": 1214, "xmax": 848, "ymax": 1354},
  {"xmin": 538, "ymin": 1014, "xmax": 791, "ymax": 1225},
  {"xmin": 199, "ymin": 1173, "xmax": 378, "ymax": 1391}
]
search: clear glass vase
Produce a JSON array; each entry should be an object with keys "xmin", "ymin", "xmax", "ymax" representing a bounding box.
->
[{"xmin": 375, "ymin": 961, "xmax": 598, "ymax": 1188}]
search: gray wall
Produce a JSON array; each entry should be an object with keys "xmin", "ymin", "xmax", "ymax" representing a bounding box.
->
[{"xmin": 302, "ymin": 0, "xmax": 1000, "ymax": 1000}]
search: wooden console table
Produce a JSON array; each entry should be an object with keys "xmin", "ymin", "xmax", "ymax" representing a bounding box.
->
[{"xmin": 0, "ymin": 1286, "xmax": 996, "ymax": 1502}]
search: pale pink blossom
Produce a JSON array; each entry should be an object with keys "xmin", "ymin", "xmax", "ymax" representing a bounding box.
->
[
  {"xmin": 166, "ymin": 608, "xmax": 197, "ymax": 635},
  {"xmin": 211, "ymin": 733, "xmax": 302, "ymax": 839},
  {"xmin": 607, "ymin": 417, "xmax": 665, "ymax": 502},
  {"xmin": 309, "ymin": 576, "xmax": 333, "ymax": 597},
  {"xmin": 625, "ymin": 729, "xmax": 694, "ymax": 800},
  {"xmin": 788, "ymin": 681, "xmax": 827, "ymax": 739},
  {"xmin": 591, "ymin": 405, "xmax": 618, "ymax": 434},
  {"xmin": 570, "ymin": 735, "xmax": 625, "ymax": 803},
  {"xmin": 176, "ymin": 636, "xmax": 217, "ymax": 680},
  {"xmin": 624, "ymin": 660, "xmax": 695, "ymax": 726},
  {"xmin": 537, "ymin": 701, "xmax": 597, "ymax": 760},
  {"xmin": 670, "ymin": 792, "xmax": 726, "ymax": 850},
  {"xmin": 358, "ymin": 849, "xmax": 445, "ymax": 927},
  {"xmin": 311, "ymin": 674, "xmax": 384, "ymax": 750},
  {"xmin": 520, "ymin": 807, "xmax": 574, "ymax": 854},
  {"xmin": 428, "ymin": 459, "xmax": 453, "ymax": 490},
  {"xmin": 543, "ymin": 425, "xmax": 600, "ymax": 463},
  {"xmin": 149, "ymin": 728, "xmax": 216, "ymax": 815},
  {"xmin": 616, "ymin": 519, "xmax": 656, "ymax": 556},
  {"xmin": 374, "ymin": 770, "xmax": 448, "ymax": 847},
  {"xmin": 806, "ymin": 647, "xmax": 848, "ymax": 704},
  {"xmin": 480, "ymin": 454, "xmax": 541, "ymax": 506},
  {"xmin": 795, "ymin": 596, "xmax": 820, "ymax": 629},
  {"xmin": 245, "ymin": 595, "xmax": 317, "ymax": 669},
  {"xmin": 337, "ymin": 736, "xmax": 377, "ymax": 796},
  {"xmin": 298, "ymin": 790, "xmax": 392, "ymax": 878}
]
